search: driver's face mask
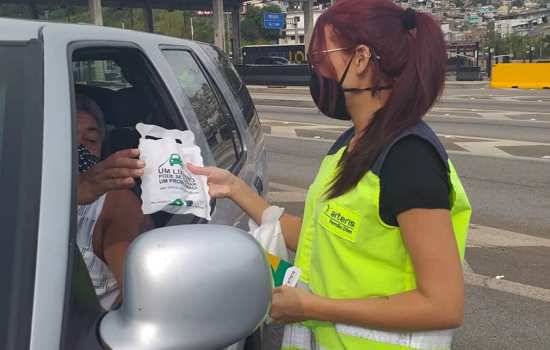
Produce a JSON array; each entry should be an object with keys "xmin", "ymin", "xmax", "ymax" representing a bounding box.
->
[{"xmin": 78, "ymin": 144, "xmax": 99, "ymax": 173}]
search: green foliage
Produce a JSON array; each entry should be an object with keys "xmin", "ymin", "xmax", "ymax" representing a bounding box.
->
[
  {"xmin": 511, "ymin": 0, "xmax": 525, "ymax": 7},
  {"xmin": 452, "ymin": 0, "xmax": 465, "ymax": 8},
  {"xmin": 0, "ymin": 3, "xmax": 284, "ymax": 46},
  {"xmin": 488, "ymin": 29, "xmax": 550, "ymax": 59},
  {"xmin": 241, "ymin": 4, "xmax": 282, "ymax": 44}
]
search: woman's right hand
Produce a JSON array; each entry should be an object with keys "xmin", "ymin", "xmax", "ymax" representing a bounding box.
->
[{"xmin": 187, "ymin": 164, "xmax": 239, "ymax": 199}]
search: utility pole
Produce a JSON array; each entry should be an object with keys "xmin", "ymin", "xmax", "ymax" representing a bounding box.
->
[
  {"xmin": 213, "ymin": 0, "xmax": 226, "ymax": 50},
  {"xmin": 295, "ymin": 20, "xmax": 299, "ymax": 44},
  {"xmin": 304, "ymin": 0, "xmax": 313, "ymax": 54},
  {"xmin": 88, "ymin": 0, "xmax": 103, "ymax": 26},
  {"xmin": 190, "ymin": 16, "xmax": 194, "ymax": 40},
  {"xmin": 143, "ymin": 0, "xmax": 154, "ymax": 33}
]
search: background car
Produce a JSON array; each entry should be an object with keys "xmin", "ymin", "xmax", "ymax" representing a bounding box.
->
[{"xmin": 254, "ymin": 56, "xmax": 290, "ymax": 65}]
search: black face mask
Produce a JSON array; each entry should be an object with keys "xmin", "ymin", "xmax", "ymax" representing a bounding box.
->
[
  {"xmin": 309, "ymin": 56, "xmax": 392, "ymax": 120},
  {"xmin": 78, "ymin": 144, "xmax": 99, "ymax": 173}
]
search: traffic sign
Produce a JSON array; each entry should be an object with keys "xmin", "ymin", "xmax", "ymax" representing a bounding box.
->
[{"xmin": 263, "ymin": 12, "xmax": 285, "ymax": 30}]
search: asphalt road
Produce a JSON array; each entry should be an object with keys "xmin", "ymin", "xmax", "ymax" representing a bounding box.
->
[{"xmin": 253, "ymin": 84, "xmax": 550, "ymax": 350}]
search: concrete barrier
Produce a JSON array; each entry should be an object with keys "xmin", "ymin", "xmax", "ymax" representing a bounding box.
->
[{"xmin": 490, "ymin": 63, "xmax": 550, "ymax": 89}]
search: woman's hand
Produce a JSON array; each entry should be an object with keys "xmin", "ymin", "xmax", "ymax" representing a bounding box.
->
[
  {"xmin": 271, "ymin": 287, "xmax": 317, "ymax": 324},
  {"xmin": 78, "ymin": 149, "xmax": 144, "ymax": 205},
  {"xmin": 187, "ymin": 164, "xmax": 239, "ymax": 199}
]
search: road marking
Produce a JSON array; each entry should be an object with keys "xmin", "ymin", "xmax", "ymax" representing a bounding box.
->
[
  {"xmin": 268, "ymin": 182, "xmax": 308, "ymax": 202},
  {"xmin": 468, "ymin": 224, "xmax": 550, "ymax": 249},
  {"xmin": 268, "ymin": 191, "xmax": 307, "ymax": 203},
  {"xmin": 268, "ymin": 183, "xmax": 550, "ymax": 302},
  {"xmin": 254, "ymin": 94, "xmax": 550, "ymax": 123},
  {"xmin": 270, "ymin": 182, "xmax": 308, "ymax": 193},
  {"xmin": 465, "ymin": 271, "xmax": 550, "ymax": 303},
  {"xmin": 262, "ymin": 118, "xmax": 550, "ymax": 161}
]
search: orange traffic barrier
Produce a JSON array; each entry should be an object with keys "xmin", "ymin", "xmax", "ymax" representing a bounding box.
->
[{"xmin": 491, "ymin": 63, "xmax": 550, "ymax": 89}]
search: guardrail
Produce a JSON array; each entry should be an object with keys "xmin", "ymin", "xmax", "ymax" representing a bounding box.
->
[{"xmin": 235, "ymin": 64, "xmax": 310, "ymax": 86}]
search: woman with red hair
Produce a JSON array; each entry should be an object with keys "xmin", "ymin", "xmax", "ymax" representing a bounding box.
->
[{"xmin": 190, "ymin": 0, "xmax": 471, "ymax": 348}]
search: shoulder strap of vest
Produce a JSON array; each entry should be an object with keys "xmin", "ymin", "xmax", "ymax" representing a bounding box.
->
[
  {"xmin": 371, "ymin": 121, "xmax": 449, "ymax": 176},
  {"xmin": 327, "ymin": 127, "xmax": 355, "ymax": 156}
]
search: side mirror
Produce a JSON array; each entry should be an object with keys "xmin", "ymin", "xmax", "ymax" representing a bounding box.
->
[{"xmin": 99, "ymin": 225, "xmax": 272, "ymax": 350}]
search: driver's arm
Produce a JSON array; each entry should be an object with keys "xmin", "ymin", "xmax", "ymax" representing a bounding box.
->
[{"xmin": 95, "ymin": 189, "xmax": 145, "ymax": 289}]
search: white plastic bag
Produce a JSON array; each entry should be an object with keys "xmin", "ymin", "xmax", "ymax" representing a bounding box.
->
[
  {"xmin": 248, "ymin": 206, "xmax": 289, "ymax": 261},
  {"xmin": 137, "ymin": 123, "xmax": 211, "ymax": 220}
]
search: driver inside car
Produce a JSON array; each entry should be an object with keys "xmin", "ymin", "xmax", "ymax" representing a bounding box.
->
[{"xmin": 76, "ymin": 93, "xmax": 149, "ymax": 310}]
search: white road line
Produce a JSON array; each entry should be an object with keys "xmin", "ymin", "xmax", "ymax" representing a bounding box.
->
[
  {"xmin": 268, "ymin": 191, "xmax": 307, "ymax": 203},
  {"xmin": 465, "ymin": 271, "xmax": 550, "ymax": 303},
  {"xmin": 270, "ymin": 182, "xmax": 308, "ymax": 193},
  {"xmin": 265, "ymin": 118, "xmax": 550, "ymax": 150},
  {"xmin": 468, "ymin": 224, "xmax": 550, "ymax": 248}
]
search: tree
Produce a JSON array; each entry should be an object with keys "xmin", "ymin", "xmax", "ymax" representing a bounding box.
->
[
  {"xmin": 511, "ymin": 0, "xmax": 525, "ymax": 7},
  {"xmin": 452, "ymin": 0, "xmax": 464, "ymax": 8},
  {"xmin": 241, "ymin": 4, "xmax": 282, "ymax": 45}
]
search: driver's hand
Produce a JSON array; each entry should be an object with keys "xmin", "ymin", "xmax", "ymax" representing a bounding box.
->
[{"xmin": 78, "ymin": 149, "xmax": 144, "ymax": 205}]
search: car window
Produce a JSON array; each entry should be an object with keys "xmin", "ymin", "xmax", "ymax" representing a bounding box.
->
[
  {"xmin": 0, "ymin": 42, "xmax": 43, "ymax": 350},
  {"xmin": 201, "ymin": 45, "xmax": 262, "ymax": 140},
  {"xmin": 73, "ymin": 60, "xmax": 132, "ymax": 91},
  {"xmin": 163, "ymin": 49, "xmax": 243, "ymax": 170},
  {"xmin": 0, "ymin": 79, "xmax": 5, "ymax": 163}
]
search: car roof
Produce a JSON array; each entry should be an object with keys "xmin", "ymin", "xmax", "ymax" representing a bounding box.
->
[{"xmin": 0, "ymin": 17, "xmax": 208, "ymax": 50}]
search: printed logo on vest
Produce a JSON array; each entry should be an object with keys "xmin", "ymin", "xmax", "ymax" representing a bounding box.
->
[{"xmin": 319, "ymin": 202, "xmax": 361, "ymax": 242}]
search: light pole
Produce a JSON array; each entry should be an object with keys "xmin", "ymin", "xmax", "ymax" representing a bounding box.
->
[
  {"xmin": 190, "ymin": 16, "xmax": 194, "ymax": 40},
  {"xmin": 294, "ymin": 16, "xmax": 300, "ymax": 44}
]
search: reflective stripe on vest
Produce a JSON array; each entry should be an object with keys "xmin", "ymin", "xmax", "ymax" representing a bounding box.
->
[
  {"xmin": 282, "ymin": 322, "xmax": 318, "ymax": 350},
  {"xmin": 282, "ymin": 322, "xmax": 453, "ymax": 350},
  {"xmin": 335, "ymin": 324, "xmax": 453, "ymax": 349}
]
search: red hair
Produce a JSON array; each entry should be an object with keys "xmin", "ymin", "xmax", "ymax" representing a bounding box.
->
[{"xmin": 309, "ymin": 0, "xmax": 447, "ymax": 198}]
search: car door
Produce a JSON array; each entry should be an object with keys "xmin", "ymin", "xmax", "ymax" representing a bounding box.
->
[{"xmin": 0, "ymin": 38, "xmax": 44, "ymax": 350}]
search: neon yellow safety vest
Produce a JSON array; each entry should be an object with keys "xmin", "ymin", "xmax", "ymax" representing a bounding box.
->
[{"xmin": 282, "ymin": 122, "xmax": 472, "ymax": 350}]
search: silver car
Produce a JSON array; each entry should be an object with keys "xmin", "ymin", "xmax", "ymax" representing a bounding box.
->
[{"xmin": 0, "ymin": 18, "xmax": 272, "ymax": 350}]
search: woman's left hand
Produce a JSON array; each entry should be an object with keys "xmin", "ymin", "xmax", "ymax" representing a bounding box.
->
[{"xmin": 271, "ymin": 286, "xmax": 317, "ymax": 324}]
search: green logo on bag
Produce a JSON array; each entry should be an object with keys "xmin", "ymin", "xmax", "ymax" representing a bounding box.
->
[
  {"xmin": 170, "ymin": 199, "xmax": 194, "ymax": 207},
  {"xmin": 171, "ymin": 199, "xmax": 184, "ymax": 206},
  {"xmin": 169, "ymin": 154, "xmax": 183, "ymax": 167},
  {"xmin": 157, "ymin": 153, "xmax": 199, "ymax": 192}
]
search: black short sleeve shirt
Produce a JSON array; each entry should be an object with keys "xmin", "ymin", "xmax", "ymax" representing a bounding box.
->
[{"xmin": 379, "ymin": 135, "xmax": 451, "ymax": 227}]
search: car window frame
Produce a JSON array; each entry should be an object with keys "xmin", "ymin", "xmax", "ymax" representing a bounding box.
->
[
  {"xmin": 61, "ymin": 41, "xmax": 198, "ymax": 348},
  {"xmin": 0, "ymin": 39, "xmax": 44, "ymax": 350},
  {"xmin": 161, "ymin": 47, "xmax": 246, "ymax": 173}
]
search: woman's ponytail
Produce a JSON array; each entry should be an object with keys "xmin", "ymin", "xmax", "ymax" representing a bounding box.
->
[{"xmin": 314, "ymin": 0, "xmax": 448, "ymax": 199}]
